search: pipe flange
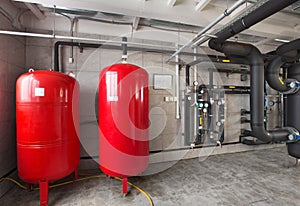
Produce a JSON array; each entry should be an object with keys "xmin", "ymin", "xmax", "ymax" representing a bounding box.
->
[
  {"xmin": 283, "ymin": 80, "xmax": 300, "ymax": 95},
  {"xmin": 284, "ymin": 127, "xmax": 300, "ymax": 142}
]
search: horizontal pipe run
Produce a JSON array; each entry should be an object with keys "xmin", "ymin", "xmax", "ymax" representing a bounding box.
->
[
  {"xmin": 0, "ymin": 30, "xmax": 176, "ymax": 50},
  {"xmin": 54, "ymin": 41, "xmax": 233, "ymax": 72},
  {"xmin": 214, "ymin": 0, "xmax": 298, "ymax": 42},
  {"xmin": 195, "ymin": 0, "xmax": 298, "ymax": 47},
  {"xmin": 167, "ymin": 0, "xmax": 246, "ymax": 61}
]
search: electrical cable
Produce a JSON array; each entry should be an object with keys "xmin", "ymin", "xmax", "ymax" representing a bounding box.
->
[{"xmin": 0, "ymin": 175, "xmax": 154, "ymax": 206}]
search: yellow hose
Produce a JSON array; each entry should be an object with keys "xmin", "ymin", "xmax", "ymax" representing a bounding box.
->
[
  {"xmin": 0, "ymin": 178, "xmax": 27, "ymax": 190},
  {"xmin": 113, "ymin": 177, "xmax": 154, "ymax": 206},
  {"xmin": 0, "ymin": 175, "xmax": 154, "ymax": 206}
]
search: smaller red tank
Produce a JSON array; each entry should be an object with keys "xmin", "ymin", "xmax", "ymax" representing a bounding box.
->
[{"xmin": 16, "ymin": 69, "xmax": 80, "ymax": 206}]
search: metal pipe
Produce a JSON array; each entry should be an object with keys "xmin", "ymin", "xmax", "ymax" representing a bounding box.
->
[
  {"xmin": 167, "ymin": 0, "xmax": 246, "ymax": 61},
  {"xmin": 121, "ymin": 36, "xmax": 128, "ymax": 62},
  {"xmin": 209, "ymin": 40, "xmax": 295, "ymax": 143},
  {"xmin": 54, "ymin": 41, "xmax": 235, "ymax": 72},
  {"xmin": 0, "ymin": 30, "xmax": 176, "ymax": 50},
  {"xmin": 213, "ymin": 0, "xmax": 298, "ymax": 42},
  {"xmin": 54, "ymin": 41, "xmax": 101, "ymax": 72},
  {"xmin": 193, "ymin": 48, "xmax": 198, "ymax": 138},
  {"xmin": 175, "ymin": 55, "xmax": 181, "ymax": 119},
  {"xmin": 195, "ymin": 0, "xmax": 298, "ymax": 47}
]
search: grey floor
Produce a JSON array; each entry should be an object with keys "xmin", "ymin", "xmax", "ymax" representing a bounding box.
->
[{"xmin": 1, "ymin": 145, "xmax": 300, "ymax": 206}]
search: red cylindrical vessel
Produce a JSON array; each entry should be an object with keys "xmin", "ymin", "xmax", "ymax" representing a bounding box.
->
[
  {"xmin": 16, "ymin": 69, "xmax": 80, "ymax": 184},
  {"xmin": 99, "ymin": 63, "xmax": 149, "ymax": 179}
]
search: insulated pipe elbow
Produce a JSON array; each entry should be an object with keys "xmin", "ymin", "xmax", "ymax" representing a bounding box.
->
[
  {"xmin": 266, "ymin": 56, "xmax": 290, "ymax": 92},
  {"xmin": 209, "ymin": 39, "xmax": 291, "ymax": 143},
  {"xmin": 277, "ymin": 39, "xmax": 300, "ymax": 59}
]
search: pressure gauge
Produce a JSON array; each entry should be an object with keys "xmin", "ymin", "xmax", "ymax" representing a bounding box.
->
[
  {"xmin": 204, "ymin": 103, "xmax": 209, "ymax": 108},
  {"xmin": 193, "ymin": 81, "xmax": 199, "ymax": 86},
  {"xmin": 217, "ymin": 100, "xmax": 222, "ymax": 105}
]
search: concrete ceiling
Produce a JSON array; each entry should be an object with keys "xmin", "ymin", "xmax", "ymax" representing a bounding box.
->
[{"xmin": 9, "ymin": 0, "xmax": 300, "ymax": 53}]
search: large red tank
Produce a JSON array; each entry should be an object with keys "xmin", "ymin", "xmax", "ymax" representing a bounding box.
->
[
  {"xmin": 16, "ymin": 69, "xmax": 80, "ymax": 206},
  {"xmin": 99, "ymin": 63, "xmax": 149, "ymax": 193}
]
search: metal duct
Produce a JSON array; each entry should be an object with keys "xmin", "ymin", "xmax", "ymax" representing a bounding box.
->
[{"xmin": 209, "ymin": 40, "xmax": 292, "ymax": 143}]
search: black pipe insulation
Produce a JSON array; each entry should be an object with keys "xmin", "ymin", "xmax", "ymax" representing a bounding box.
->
[
  {"xmin": 241, "ymin": 138, "xmax": 267, "ymax": 145},
  {"xmin": 213, "ymin": 0, "xmax": 298, "ymax": 42},
  {"xmin": 266, "ymin": 38, "xmax": 300, "ymax": 92},
  {"xmin": 287, "ymin": 63, "xmax": 300, "ymax": 158},
  {"xmin": 241, "ymin": 117, "xmax": 251, "ymax": 124},
  {"xmin": 241, "ymin": 109, "xmax": 250, "ymax": 115},
  {"xmin": 122, "ymin": 37, "xmax": 128, "ymax": 58},
  {"xmin": 277, "ymin": 39, "xmax": 300, "ymax": 60},
  {"xmin": 54, "ymin": 41, "xmax": 235, "ymax": 73},
  {"xmin": 54, "ymin": 41, "xmax": 101, "ymax": 72},
  {"xmin": 209, "ymin": 40, "xmax": 290, "ymax": 143},
  {"xmin": 266, "ymin": 56, "xmax": 290, "ymax": 92},
  {"xmin": 185, "ymin": 65, "xmax": 190, "ymax": 86}
]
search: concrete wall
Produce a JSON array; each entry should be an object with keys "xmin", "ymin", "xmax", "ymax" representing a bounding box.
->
[
  {"xmin": 24, "ymin": 34, "xmax": 252, "ymax": 159},
  {"xmin": 0, "ymin": 0, "xmax": 26, "ymax": 197}
]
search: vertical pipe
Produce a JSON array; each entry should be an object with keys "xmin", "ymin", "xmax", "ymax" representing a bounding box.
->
[
  {"xmin": 208, "ymin": 68, "xmax": 214, "ymax": 139},
  {"xmin": 278, "ymin": 93, "xmax": 283, "ymax": 128},
  {"xmin": 176, "ymin": 55, "xmax": 181, "ymax": 119},
  {"xmin": 193, "ymin": 48, "xmax": 198, "ymax": 138},
  {"xmin": 122, "ymin": 37, "xmax": 128, "ymax": 62},
  {"xmin": 184, "ymin": 64, "xmax": 190, "ymax": 145}
]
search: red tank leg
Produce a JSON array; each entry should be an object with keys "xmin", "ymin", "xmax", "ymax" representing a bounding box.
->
[
  {"xmin": 74, "ymin": 168, "xmax": 79, "ymax": 180},
  {"xmin": 122, "ymin": 178, "xmax": 128, "ymax": 194},
  {"xmin": 26, "ymin": 183, "xmax": 32, "ymax": 191},
  {"xmin": 39, "ymin": 180, "xmax": 48, "ymax": 206}
]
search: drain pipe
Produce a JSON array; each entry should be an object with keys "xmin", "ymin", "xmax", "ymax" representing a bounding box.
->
[{"xmin": 209, "ymin": 40, "xmax": 298, "ymax": 143}]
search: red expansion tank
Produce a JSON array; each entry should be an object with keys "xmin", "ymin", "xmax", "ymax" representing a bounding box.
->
[
  {"xmin": 16, "ymin": 69, "xmax": 80, "ymax": 206},
  {"xmin": 99, "ymin": 63, "xmax": 149, "ymax": 193}
]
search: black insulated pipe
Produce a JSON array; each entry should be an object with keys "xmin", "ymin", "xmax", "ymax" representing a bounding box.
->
[
  {"xmin": 266, "ymin": 38, "xmax": 300, "ymax": 92},
  {"xmin": 277, "ymin": 39, "xmax": 300, "ymax": 59},
  {"xmin": 287, "ymin": 63, "xmax": 300, "ymax": 158},
  {"xmin": 209, "ymin": 40, "xmax": 290, "ymax": 143},
  {"xmin": 266, "ymin": 56, "xmax": 290, "ymax": 92},
  {"xmin": 54, "ymin": 41, "xmax": 101, "ymax": 72},
  {"xmin": 121, "ymin": 37, "xmax": 128, "ymax": 61},
  {"xmin": 214, "ymin": 0, "xmax": 298, "ymax": 42}
]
